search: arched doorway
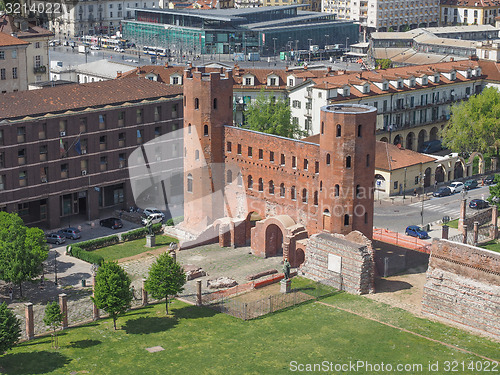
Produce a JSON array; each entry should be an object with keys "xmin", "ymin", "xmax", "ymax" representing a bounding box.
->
[
  {"xmin": 380, "ymin": 137, "xmax": 388, "ymax": 143},
  {"xmin": 435, "ymin": 165, "xmax": 445, "ymax": 183},
  {"xmin": 265, "ymin": 224, "xmax": 283, "ymax": 257},
  {"xmin": 418, "ymin": 129, "xmax": 427, "ymax": 151},
  {"xmin": 469, "ymin": 152, "xmax": 484, "ymax": 175},
  {"xmin": 322, "ymin": 209, "xmax": 331, "ymax": 230},
  {"xmin": 374, "ymin": 174, "xmax": 386, "ymax": 195},
  {"xmin": 424, "ymin": 167, "xmax": 431, "ymax": 187},
  {"xmin": 454, "ymin": 161, "xmax": 464, "ymax": 179},
  {"xmin": 429, "ymin": 127, "xmax": 439, "ymax": 141},
  {"xmin": 245, "ymin": 211, "xmax": 262, "ymax": 245},
  {"xmin": 393, "ymin": 134, "xmax": 402, "ymax": 146},
  {"xmin": 406, "ymin": 132, "xmax": 415, "ymax": 150}
]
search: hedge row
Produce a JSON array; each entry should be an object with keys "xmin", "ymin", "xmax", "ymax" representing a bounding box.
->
[
  {"xmin": 68, "ymin": 246, "xmax": 104, "ymax": 266},
  {"xmin": 166, "ymin": 216, "xmax": 183, "ymax": 226},
  {"xmin": 121, "ymin": 223, "xmax": 163, "ymax": 242},
  {"xmin": 77, "ymin": 235, "xmax": 120, "ymax": 251}
]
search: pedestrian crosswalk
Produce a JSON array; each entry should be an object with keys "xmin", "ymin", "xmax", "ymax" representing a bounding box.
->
[{"xmin": 408, "ymin": 201, "xmax": 461, "ymax": 218}]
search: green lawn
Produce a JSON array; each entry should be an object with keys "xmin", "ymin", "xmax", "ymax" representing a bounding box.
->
[
  {"xmin": 482, "ymin": 240, "xmax": 500, "ymax": 253},
  {"xmin": 444, "ymin": 219, "xmax": 459, "ymax": 229},
  {"xmin": 92, "ymin": 235, "xmax": 178, "ymax": 262},
  {"xmin": 3, "ymin": 287, "xmax": 498, "ymax": 375}
]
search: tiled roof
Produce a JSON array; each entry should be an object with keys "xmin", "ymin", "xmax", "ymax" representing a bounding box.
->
[
  {"xmin": 0, "ymin": 31, "xmax": 29, "ymax": 47},
  {"xmin": 0, "ymin": 77, "xmax": 182, "ymax": 120},
  {"xmin": 375, "ymin": 141, "xmax": 437, "ymax": 171},
  {"xmin": 0, "ymin": 15, "xmax": 53, "ymax": 39}
]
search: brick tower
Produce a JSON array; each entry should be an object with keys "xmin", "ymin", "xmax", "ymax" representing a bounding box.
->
[
  {"xmin": 183, "ymin": 67, "xmax": 233, "ymax": 231},
  {"xmin": 318, "ymin": 104, "xmax": 376, "ymax": 239}
]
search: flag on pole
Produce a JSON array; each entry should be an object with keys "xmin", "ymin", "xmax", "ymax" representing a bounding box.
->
[{"xmin": 74, "ymin": 138, "xmax": 82, "ymax": 155}]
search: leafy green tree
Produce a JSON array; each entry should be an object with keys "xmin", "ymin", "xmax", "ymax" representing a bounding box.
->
[
  {"xmin": 376, "ymin": 59, "xmax": 392, "ymax": 69},
  {"xmin": 91, "ymin": 262, "xmax": 132, "ymax": 330},
  {"xmin": 43, "ymin": 301, "xmax": 63, "ymax": 349},
  {"xmin": 145, "ymin": 253, "xmax": 185, "ymax": 314},
  {"xmin": 0, "ymin": 212, "xmax": 48, "ymax": 297},
  {"xmin": 0, "ymin": 302, "xmax": 21, "ymax": 354},
  {"xmin": 442, "ymin": 87, "xmax": 500, "ymax": 157},
  {"xmin": 487, "ymin": 174, "xmax": 500, "ymax": 208},
  {"xmin": 244, "ymin": 90, "xmax": 305, "ymax": 139}
]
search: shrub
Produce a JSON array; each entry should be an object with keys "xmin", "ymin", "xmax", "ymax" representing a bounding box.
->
[
  {"xmin": 121, "ymin": 223, "xmax": 162, "ymax": 242},
  {"xmin": 166, "ymin": 216, "xmax": 183, "ymax": 226},
  {"xmin": 68, "ymin": 246, "xmax": 104, "ymax": 265},
  {"xmin": 78, "ymin": 235, "xmax": 119, "ymax": 251}
]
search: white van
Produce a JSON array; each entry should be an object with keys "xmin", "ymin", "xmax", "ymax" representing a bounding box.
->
[{"xmin": 141, "ymin": 213, "xmax": 164, "ymax": 226}]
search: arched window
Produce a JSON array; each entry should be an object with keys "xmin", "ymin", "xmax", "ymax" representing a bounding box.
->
[
  {"xmin": 321, "ymin": 121, "xmax": 324, "ymax": 134},
  {"xmin": 227, "ymin": 169, "xmax": 233, "ymax": 183},
  {"xmin": 187, "ymin": 173, "xmax": 193, "ymax": 192},
  {"xmin": 326, "ymin": 154, "xmax": 331, "ymax": 165},
  {"xmin": 334, "ymin": 184, "xmax": 340, "ymax": 197},
  {"xmin": 303, "ymin": 159, "xmax": 308, "ymax": 170},
  {"xmin": 344, "ymin": 214, "xmax": 350, "ymax": 226},
  {"xmin": 346, "ymin": 156, "xmax": 351, "ymax": 168},
  {"xmin": 357, "ymin": 124, "xmax": 362, "ymax": 137},
  {"xmin": 258, "ymin": 178, "xmax": 263, "ymax": 192},
  {"xmin": 237, "ymin": 173, "xmax": 243, "ymax": 186},
  {"xmin": 291, "ymin": 186, "xmax": 296, "ymax": 200},
  {"xmin": 302, "ymin": 188, "xmax": 308, "ymax": 203},
  {"xmin": 366, "ymin": 154, "xmax": 370, "ymax": 167},
  {"xmin": 195, "ymin": 150, "xmax": 200, "ymax": 160},
  {"xmin": 280, "ymin": 183, "xmax": 285, "ymax": 197},
  {"xmin": 194, "ymin": 98, "xmax": 199, "ymax": 109},
  {"xmin": 364, "ymin": 212, "xmax": 368, "ymax": 224},
  {"xmin": 314, "ymin": 191, "xmax": 318, "ymax": 206},
  {"xmin": 188, "ymin": 123, "xmax": 192, "ymax": 134},
  {"xmin": 248, "ymin": 175, "xmax": 253, "ymax": 189},
  {"xmin": 204, "ymin": 125, "xmax": 209, "ymax": 136},
  {"xmin": 269, "ymin": 180, "xmax": 274, "ymax": 194},
  {"xmin": 320, "ymin": 181, "xmax": 323, "ymax": 192},
  {"xmin": 356, "ymin": 184, "xmax": 361, "ymax": 197},
  {"xmin": 336, "ymin": 124, "xmax": 341, "ymax": 137},
  {"xmin": 213, "ymin": 98, "xmax": 217, "ymax": 109},
  {"xmin": 315, "ymin": 161, "xmax": 319, "ymax": 174}
]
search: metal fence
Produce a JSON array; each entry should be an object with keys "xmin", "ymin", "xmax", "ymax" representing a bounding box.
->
[
  {"xmin": 206, "ymin": 290, "xmax": 314, "ymax": 320},
  {"xmin": 449, "ymin": 224, "xmax": 493, "ymax": 245}
]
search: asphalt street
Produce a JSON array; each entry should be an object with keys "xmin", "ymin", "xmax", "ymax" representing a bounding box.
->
[{"xmin": 374, "ymin": 183, "xmax": 494, "ymax": 233}]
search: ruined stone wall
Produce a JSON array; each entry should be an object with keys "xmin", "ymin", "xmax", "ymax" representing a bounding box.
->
[
  {"xmin": 464, "ymin": 206, "xmax": 494, "ymax": 229},
  {"xmin": 300, "ymin": 232, "xmax": 375, "ymax": 294},
  {"xmin": 422, "ymin": 239, "xmax": 500, "ymax": 340}
]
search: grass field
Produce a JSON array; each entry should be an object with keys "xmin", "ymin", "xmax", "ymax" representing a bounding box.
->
[
  {"xmin": 92, "ymin": 235, "xmax": 178, "ymax": 262},
  {"xmin": 3, "ymin": 280, "xmax": 498, "ymax": 375},
  {"xmin": 482, "ymin": 240, "xmax": 500, "ymax": 253}
]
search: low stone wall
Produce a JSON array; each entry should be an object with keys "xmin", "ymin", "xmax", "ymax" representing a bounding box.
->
[
  {"xmin": 463, "ymin": 206, "xmax": 494, "ymax": 229},
  {"xmin": 422, "ymin": 239, "xmax": 500, "ymax": 340},
  {"xmin": 300, "ymin": 231, "xmax": 375, "ymax": 295}
]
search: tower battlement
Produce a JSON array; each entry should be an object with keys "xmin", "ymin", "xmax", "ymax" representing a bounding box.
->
[{"xmin": 184, "ymin": 67, "xmax": 232, "ymax": 81}]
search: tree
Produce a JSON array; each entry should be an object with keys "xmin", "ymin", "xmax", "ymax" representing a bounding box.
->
[
  {"xmin": 442, "ymin": 87, "xmax": 500, "ymax": 157},
  {"xmin": 43, "ymin": 301, "xmax": 63, "ymax": 349},
  {"xmin": 0, "ymin": 302, "xmax": 21, "ymax": 354},
  {"xmin": 145, "ymin": 253, "xmax": 185, "ymax": 315},
  {"xmin": 376, "ymin": 59, "xmax": 392, "ymax": 69},
  {"xmin": 91, "ymin": 262, "xmax": 132, "ymax": 330},
  {"xmin": 244, "ymin": 90, "xmax": 306, "ymax": 139},
  {"xmin": 487, "ymin": 174, "xmax": 500, "ymax": 208},
  {"xmin": 0, "ymin": 212, "xmax": 48, "ymax": 297}
]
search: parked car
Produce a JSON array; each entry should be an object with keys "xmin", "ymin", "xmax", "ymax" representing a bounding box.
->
[
  {"xmin": 141, "ymin": 213, "xmax": 164, "ymax": 226},
  {"xmin": 464, "ymin": 179, "xmax": 478, "ymax": 190},
  {"xmin": 483, "ymin": 175, "xmax": 497, "ymax": 185},
  {"xmin": 99, "ymin": 217, "xmax": 123, "ymax": 229},
  {"xmin": 58, "ymin": 227, "xmax": 81, "ymax": 240},
  {"xmin": 46, "ymin": 233, "xmax": 66, "ymax": 245},
  {"xmin": 405, "ymin": 225, "xmax": 430, "ymax": 239},
  {"xmin": 143, "ymin": 208, "xmax": 165, "ymax": 220},
  {"xmin": 448, "ymin": 181, "xmax": 464, "ymax": 194},
  {"xmin": 433, "ymin": 187, "xmax": 452, "ymax": 197},
  {"xmin": 469, "ymin": 199, "xmax": 489, "ymax": 209},
  {"xmin": 90, "ymin": 45, "xmax": 100, "ymax": 50}
]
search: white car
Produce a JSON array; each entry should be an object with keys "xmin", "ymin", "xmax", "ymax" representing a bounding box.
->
[
  {"xmin": 143, "ymin": 208, "xmax": 165, "ymax": 220},
  {"xmin": 90, "ymin": 45, "xmax": 100, "ymax": 50},
  {"xmin": 448, "ymin": 181, "xmax": 464, "ymax": 194},
  {"xmin": 141, "ymin": 213, "xmax": 164, "ymax": 226}
]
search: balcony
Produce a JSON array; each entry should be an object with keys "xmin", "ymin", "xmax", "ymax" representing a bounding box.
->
[{"xmin": 34, "ymin": 65, "xmax": 46, "ymax": 74}]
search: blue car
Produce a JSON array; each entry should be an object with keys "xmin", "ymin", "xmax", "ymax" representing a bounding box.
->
[{"xmin": 405, "ymin": 225, "xmax": 430, "ymax": 239}]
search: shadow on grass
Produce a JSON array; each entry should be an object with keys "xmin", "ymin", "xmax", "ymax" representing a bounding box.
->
[
  {"xmin": 68, "ymin": 339, "xmax": 101, "ymax": 349},
  {"xmin": 123, "ymin": 316, "xmax": 179, "ymax": 335},
  {"xmin": 374, "ymin": 278, "xmax": 413, "ymax": 294},
  {"xmin": 1, "ymin": 351, "xmax": 70, "ymax": 375},
  {"xmin": 172, "ymin": 304, "xmax": 218, "ymax": 320}
]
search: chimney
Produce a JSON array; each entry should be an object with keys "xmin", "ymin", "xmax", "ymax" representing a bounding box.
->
[
  {"xmin": 164, "ymin": 61, "xmax": 169, "ymax": 68},
  {"xmin": 327, "ymin": 66, "xmax": 332, "ymax": 73},
  {"xmin": 285, "ymin": 65, "xmax": 289, "ymax": 72},
  {"xmin": 116, "ymin": 71, "xmax": 122, "ymax": 78},
  {"xmin": 450, "ymin": 57, "xmax": 454, "ymax": 62}
]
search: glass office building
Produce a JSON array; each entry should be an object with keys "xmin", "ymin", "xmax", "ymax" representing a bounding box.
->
[{"xmin": 122, "ymin": 6, "xmax": 358, "ymax": 56}]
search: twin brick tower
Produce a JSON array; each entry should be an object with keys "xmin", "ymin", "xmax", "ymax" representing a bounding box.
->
[{"xmin": 182, "ymin": 67, "xmax": 376, "ymax": 267}]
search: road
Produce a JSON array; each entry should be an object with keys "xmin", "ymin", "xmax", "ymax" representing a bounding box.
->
[{"xmin": 374, "ymin": 184, "xmax": 494, "ymax": 233}]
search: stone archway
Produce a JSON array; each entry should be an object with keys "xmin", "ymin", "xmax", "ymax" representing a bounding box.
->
[
  {"xmin": 265, "ymin": 224, "xmax": 283, "ymax": 257},
  {"xmin": 406, "ymin": 132, "xmax": 415, "ymax": 150},
  {"xmin": 245, "ymin": 211, "xmax": 262, "ymax": 245},
  {"xmin": 393, "ymin": 134, "xmax": 402, "ymax": 146},
  {"xmin": 418, "ymin": 129, "xmax": 427, "ymax": 151},
  {"xmin": 424, "ymin": 167, "xmax": 432, "ymax": 187},
  {"xmin": 380, "ymin": 137, "xmax": 389, "ymax": 143},
  {"xmin": 454, "ymin": 160, "xmax": 464, "ymax": 179},
  {"xmin": 435, "ymin": 165, "xmax": 445, "ymax": 183},
  {"xmin": 468, "ymin": 152, "xmax": 485, "ymax": 175},
  {"xmin": 429, "ymin": 127, "xmax": 439, "ymax": 141}
]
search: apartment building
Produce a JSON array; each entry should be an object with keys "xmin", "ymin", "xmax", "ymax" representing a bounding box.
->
[
  {"xmin": 0, "ymin": 15, "xmax": 53, "ymax": 85},
  {"xmin": 288, "ymin": 59, "xmax": 483, "ymax": 150},
  {"xmin": 440, "ymin": 0, "xmax": 500, "ymax": 26},
  {"xmin": 0, "ymin": 78, "xmax": 182, "ymax": 228},
  {"xmin": 0, "ymin": 32, "xmax": 29, "ymax": 93},
  {"xmin": 322, "ymin": 0, "xmax": 440, "ymax": 35}
]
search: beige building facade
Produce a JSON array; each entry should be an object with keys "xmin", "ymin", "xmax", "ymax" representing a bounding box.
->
[{"xmin": 0, "ymin": 32, "xmax": 29, "ymax": 93}]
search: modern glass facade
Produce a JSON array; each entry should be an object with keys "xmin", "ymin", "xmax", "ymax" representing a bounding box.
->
[{"xmin": 122, "ymin": 6, "xmax": 358, "ymax": 56}]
